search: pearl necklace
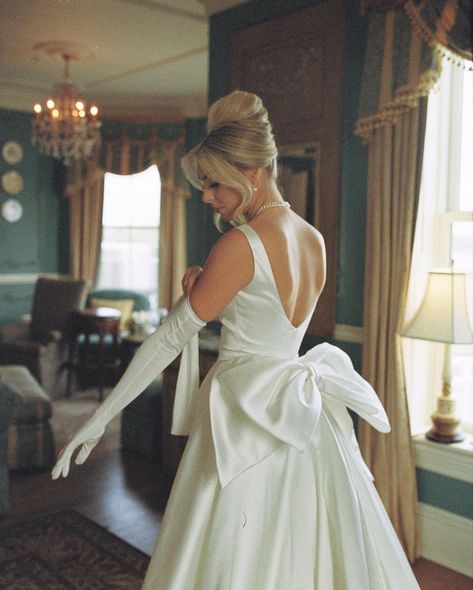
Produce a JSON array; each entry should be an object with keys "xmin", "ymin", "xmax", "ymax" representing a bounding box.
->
[{"xmin": 254, "ymin": 200, "xmax": 291, "ymax": 217}]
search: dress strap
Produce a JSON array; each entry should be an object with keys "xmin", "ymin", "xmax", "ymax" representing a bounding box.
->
[
  {"xmin": 235, "ymin": 224, "xmax": 260, "ymax": 250},
  {"xmin": 235, "ymin": 224, "xmax": 272, "ymax": 279}
]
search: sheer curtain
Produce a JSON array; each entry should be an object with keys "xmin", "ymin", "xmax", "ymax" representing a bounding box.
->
[{"xmin": 403, "ymin": 59, "xmax": 473, "ymax": 435}]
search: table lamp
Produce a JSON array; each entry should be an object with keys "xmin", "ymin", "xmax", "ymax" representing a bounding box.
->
[{"xmin": 401, "ymin": 269, "xmax": 473, "ymax": 443}]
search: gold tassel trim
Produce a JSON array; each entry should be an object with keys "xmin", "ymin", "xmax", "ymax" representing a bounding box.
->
[
  {"xmin": 403, "ymin": 0, "xmax": 473, "ymax": 70},
  {"xmin": 354, "ymin": 62, "xmax": 441, "ymax": 143}
]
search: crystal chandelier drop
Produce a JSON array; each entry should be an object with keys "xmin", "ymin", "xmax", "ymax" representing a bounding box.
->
[{"xmin": 32, "ymin": 53, "xmax": 101, "ymax": 166}]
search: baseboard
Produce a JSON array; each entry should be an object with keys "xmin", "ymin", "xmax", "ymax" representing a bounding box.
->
[
  {"xmin": 333, "ymin": 323, "xmax": 363, "ymax": 343},
  {"xmin": 418, "ymin": 502, "xmax": 473, "ymax": 577}
]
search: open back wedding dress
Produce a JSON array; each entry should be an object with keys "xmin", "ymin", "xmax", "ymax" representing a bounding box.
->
[{"xmin": 142, "ymin": 224, "xmax": 420, "ymax": 590}]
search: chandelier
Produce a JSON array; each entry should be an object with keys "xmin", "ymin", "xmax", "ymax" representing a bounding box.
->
[{"xmin": 32, "ymin": 53, "xmax": 101, "ymax": 166}]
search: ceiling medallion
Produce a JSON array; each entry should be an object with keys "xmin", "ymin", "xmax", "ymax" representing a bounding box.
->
[{"xmin": 31, "ymin": 42, "xmax": 101, "ymax": 166}]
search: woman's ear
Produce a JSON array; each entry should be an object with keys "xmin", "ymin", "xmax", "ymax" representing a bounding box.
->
[{"xmin": 241, "ymin": 167, "xmax": 262, "ymax": 185}]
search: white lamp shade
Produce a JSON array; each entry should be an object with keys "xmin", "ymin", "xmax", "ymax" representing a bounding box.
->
[{"xmin": 402, "ymin": 270, "xmax": 473, "ymax": 344}]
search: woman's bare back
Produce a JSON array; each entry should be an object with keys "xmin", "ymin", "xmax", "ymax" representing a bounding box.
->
[
  {"xmin": 249, "ymin": 209, "xmax": 326, "ymax": 327},
  {"xmin": 188, "ymin": 209, "xmax": 325, "ymax": 325}
]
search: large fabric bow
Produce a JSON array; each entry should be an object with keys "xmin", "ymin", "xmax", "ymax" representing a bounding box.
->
[{"xmin": 172, "ymin": 341, "xmax": 390, "ymax": 488}]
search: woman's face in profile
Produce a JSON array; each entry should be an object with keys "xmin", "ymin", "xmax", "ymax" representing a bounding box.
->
[{"xmin": 201, "ymin": 180, "xmax": 243, "ymax": 221}]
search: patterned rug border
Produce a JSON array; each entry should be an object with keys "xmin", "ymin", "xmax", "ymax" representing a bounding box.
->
[
  {"xmin": 0, "ymin": 508, "xmax": 149, "ymax": 589},
  {"xmin": 0, "ymin": 507, "xmax": 148, "ymax": 559}
]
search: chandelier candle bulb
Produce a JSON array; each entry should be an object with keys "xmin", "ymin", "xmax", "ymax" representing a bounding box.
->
[{"xmin": 31, "ymin": 50, "xmax": 102, "ymax": 165}]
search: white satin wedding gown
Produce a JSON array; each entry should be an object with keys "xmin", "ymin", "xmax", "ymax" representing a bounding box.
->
[{"xmin": 142, "ymin": 224, "xmax": 420, "ymax": 590}]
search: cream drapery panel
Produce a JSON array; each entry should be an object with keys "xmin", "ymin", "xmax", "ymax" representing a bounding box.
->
[
  {"xmin": 65, "ymin": 124, "xmax": 188, "ymax": 308},
  {"xmin": 360, "ymin": 102, "xmax": 427, "ymax": 562},
  {"xmin": 159, "ymin": 184, "xmax": 188, "ymax": 311},
  {"xmin": 355, "ymin": 7, "xmax": 439, "ymax": 562},
  {"xmin": 65, "ymin": 163, "xmax": 105, "ymax": 284}
]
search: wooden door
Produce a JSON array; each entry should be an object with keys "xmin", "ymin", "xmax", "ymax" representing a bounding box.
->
[{"xmin": 230, "ymin": 0, "xmax": 344, "ymax": 338}]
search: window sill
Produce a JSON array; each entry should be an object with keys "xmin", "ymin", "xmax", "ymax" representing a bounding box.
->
[{"xmin": 413, "ymin": 433, "xmax": 473, "ymax": 484}]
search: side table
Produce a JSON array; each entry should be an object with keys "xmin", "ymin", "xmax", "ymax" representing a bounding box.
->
[{"xmin": 67, "ymin": 307, "xmax": 122, "ymax": 400}]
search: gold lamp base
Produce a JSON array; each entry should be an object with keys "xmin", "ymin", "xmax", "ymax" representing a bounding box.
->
[
  {"xmin": 426, "ymin": 427, "xmax": 465, "ymax": 444},
  {"xmin": 425, "ymin": 390, "xmax": 465, "ymax": 444}
]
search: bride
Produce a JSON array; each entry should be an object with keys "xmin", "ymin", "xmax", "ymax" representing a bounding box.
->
[{"xmin": 53, "ymin": 90, "xmax": 420, "ymax": 589}]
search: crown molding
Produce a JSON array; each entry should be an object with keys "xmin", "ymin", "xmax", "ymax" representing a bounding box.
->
[
  {"xmin": 86, "ymin": 46, "xmax": 208, "ymax": 90},
  {"xmin": 197, "ymin": 0, "xmax": 249, "ymax": 15},
  {"xmin": 117, "ymin": 0, "xmax": 207, "ymax": 21}
]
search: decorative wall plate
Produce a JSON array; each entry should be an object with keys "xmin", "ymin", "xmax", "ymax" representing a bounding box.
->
[
  {"xmin": 1, "ymin": 198, "xmax": 23, "ymax": 223},
  {"xmin": 1, "ymin": 170, "xmax": 24, "ymax": 195},
  {"xmin": 1, "ymin": 141, "xmax": 23, "ymax": 165}
]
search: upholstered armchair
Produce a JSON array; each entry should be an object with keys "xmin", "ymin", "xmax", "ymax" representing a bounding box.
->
[{"xmin": 0, "ymin": 277, "xmax": 88, "ymax": 399}]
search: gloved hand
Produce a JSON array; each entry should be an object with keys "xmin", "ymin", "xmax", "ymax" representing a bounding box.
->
[{"xmin": 52, "ymin": 296, "xmax": 206, "ymax": 479}]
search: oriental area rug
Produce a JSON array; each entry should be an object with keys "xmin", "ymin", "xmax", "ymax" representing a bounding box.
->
[{"xmin": 0, "ymin": 509, "xmax": 148, "ymax": 589}]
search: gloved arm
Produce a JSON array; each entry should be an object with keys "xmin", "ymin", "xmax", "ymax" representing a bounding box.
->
[{"xmin": 51, "ymin": 296, "xmax": 206, "ymax": 479}]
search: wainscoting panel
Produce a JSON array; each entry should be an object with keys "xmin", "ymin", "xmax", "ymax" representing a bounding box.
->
[
  {"xmin": 0, "ymin": 283, "xmax": 35, "ymax": 323},
  {"xmin": 418, "ymin": 502, "xmax": 473, "ymax": 578}
]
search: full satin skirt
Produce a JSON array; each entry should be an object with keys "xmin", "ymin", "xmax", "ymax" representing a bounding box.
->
[{"xmin": 142, "ymin": 372, "xmax": 419, "ymax": 590}]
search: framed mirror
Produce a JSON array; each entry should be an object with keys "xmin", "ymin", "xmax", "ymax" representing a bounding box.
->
[{"xmin": 278, "ymin": 143, "xmax": 319, "ymax": 226}]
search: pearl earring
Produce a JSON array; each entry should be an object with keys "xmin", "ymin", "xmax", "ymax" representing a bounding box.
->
[{"xmin": 252, "ymin": 185, "xmax": 257, "ymax": 192}]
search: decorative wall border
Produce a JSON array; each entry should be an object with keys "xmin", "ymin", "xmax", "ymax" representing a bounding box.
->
[
  {"xmin": 0, "ymin": 273, "xmax": 62, "ymax": 285},
  {"xmin": 418, "ymin": 502, "xmax": 473, "ymax": 577}
]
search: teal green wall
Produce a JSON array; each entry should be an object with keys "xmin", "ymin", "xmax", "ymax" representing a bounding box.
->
[
  {"xmin": 0, "ymin": 109, "xmax": 67, "ymax": 324},
  {"xmin": 197, "ymin": 0, "xmax": 473, "ymax": 523},
  {"xmin": 417, "ymin": 468, "xmax": 473, "ymax": 520}
]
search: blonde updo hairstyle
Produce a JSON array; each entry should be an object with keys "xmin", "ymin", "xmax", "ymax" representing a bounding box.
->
[{"xmin": 181, "ymin": 90, "xmax": 278, "ymax": 227}]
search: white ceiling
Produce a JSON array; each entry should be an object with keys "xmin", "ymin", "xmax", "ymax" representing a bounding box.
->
[{"xmin": 0, "ymin": 0, "xmax": 248, "ymax": 120}]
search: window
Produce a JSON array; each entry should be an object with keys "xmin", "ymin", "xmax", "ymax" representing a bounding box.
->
[
  {"xmin": 96, "ymin": 165, "xmax": 161, "ymax": 309},
  {"xmin": 404, "ymin": 59, "xmax": 473, "ymax": 436}
]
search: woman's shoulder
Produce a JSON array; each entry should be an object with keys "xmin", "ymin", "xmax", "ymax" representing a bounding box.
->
[
  {"xmin": 214, "ymin": 225, "xmax": 251, "ymax": 249},
  {"xmin": 207, "ymin": 226, "xmax": 253, "ymax": 267}
]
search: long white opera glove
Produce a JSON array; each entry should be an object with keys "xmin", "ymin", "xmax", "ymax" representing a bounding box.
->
[{"xmin": 51, "ymin": 297, "xmax": 206, "ymax": 479}]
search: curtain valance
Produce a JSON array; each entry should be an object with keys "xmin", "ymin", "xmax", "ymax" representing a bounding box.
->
[
  {"xmin": 98, "ymin": 123, "xmax": 188, "ymax": 195},
  {"xmin": 404, "ymin": 0, "xmax": 472, "ymax": 66},
  {"xmin": 355, "ymin": 6, "xmax": 440, "ymax": 143}
]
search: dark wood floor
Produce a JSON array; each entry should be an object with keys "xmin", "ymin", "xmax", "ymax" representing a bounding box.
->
[
  {"xmin": 0, "ymin": 426, "xmax": 170, "ymax": 556},
  {"xmin": 1, "ymin": 424, "xmax": 471, "ymax": 589}
]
